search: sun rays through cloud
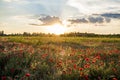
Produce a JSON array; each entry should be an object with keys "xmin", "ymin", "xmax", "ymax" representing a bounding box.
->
[{"xmin": 0, "ymin": 0, "xmax": 120, "ymax": 34}]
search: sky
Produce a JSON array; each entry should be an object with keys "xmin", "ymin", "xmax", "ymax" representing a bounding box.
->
[{"xmin": 0, "ymin": 0, "xmax": 120, "ymax": 34}]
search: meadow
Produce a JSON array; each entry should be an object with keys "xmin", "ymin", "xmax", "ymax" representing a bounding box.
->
[{"xmin": 0, "ymin": 36, "xmax": 120, "ymax": 80}]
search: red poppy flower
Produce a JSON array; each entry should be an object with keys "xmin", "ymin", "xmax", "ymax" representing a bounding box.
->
[
  {"xmin": 112, "ymin": 78, "xmax": 118, "ymax": 80},
  {"xmin": 73, "ymin": 64, "xmax": 77, "ymax": 69},
  {"xmin": 84, "ymin": 64, "xmax": 90, "ymax": 68},
  {"xmin": 1, "ymin": 76, "xmax": 6, "ymax": 80},
  {"xmin": 85, "ymin": 58, "xmax": 90, "ymax": 62},
  {"xmin": 79, "ymin": 68, "xmax": 83, "ymax": 71},
  {"xmin": 84, "ymin": 75, "xmax": 89, "ymax": 80},
  {"xmin": 25, "ymin": 73, "xmax": 30, "ymax": 77},
  {"xmin": 10, "ymin": 68, "xmax": 15, "ymax": 73}
]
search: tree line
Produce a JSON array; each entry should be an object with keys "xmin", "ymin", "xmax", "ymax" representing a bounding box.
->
[{"xmin": 0, "ymin": 31, "xmax": 120, "ymax": 38}]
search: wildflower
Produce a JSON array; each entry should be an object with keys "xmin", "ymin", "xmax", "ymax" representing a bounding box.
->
[
  {"xmin": 73, "ymin": 64, "xmax": 77, "ymax": 69},
  {"xmin": 92, "ymin": 59, "xmax": 96, "ymax": 63},
  {"xmin": 112, "ymin": 78, "xmax": 118, "ymax": 80},
  {"xmin": 96, "ymin": 55, "xmax": 101, "ymax": 59},
  {"xmin": 68, "ymin": 67, "xmax": 72, "ymax": 71},
  {"xmin": 100, "ymin": 62, "xmax": 104, "ymax": 66},
  {"xmin": 20, "ymin": 50, "xmax": 23, "ymax": 53},
  {"xmin": 57, "ymin": 61, "xmax": 62, "ymax": 68},
  {"xmin": 80, "ymin": 72, "xmax": 84, "ymax": 76},
  {"xmin": 85, "ymin": 58, "xmax": 90, "ymax": 62},
  {"xmin": 62, "ymin": 71, "xmax": 66, "ymax": 74},
  {"xmin": 109, "ymin": 75, "xmax": 117, "ymax": 80},
  {"xmin": 84, "ymin": 75, "xmax": 89, "ymax": 80},
  {"xmin": 67, "ymin": 60, "xmax": 72, "ymax": 63},
  {"xmin": 112, "ymin": 68, "xmax": 117, "ymax": 73},
  {"xmin": 10, "ymin": 68, "xmax": 15, "ymax": 73},
  {"xmin": 84, "ymin": 64, "xmax": 90, "ymax": 68},
  {"xmin": 41, "ymin": 53, "xmax": 48, "ymax": 59},
  {"xmin": 69, "ymin": 53, "xmax": 73, "ymax": 56},
  {"xmin": 58, "ymin": 59, "xmax": 62, "ymax": 64},
  {"xmin": 79, "ymin": 67, "xmax": 83, "ymax": 71},
  {"xmin": 49, "ymin": 58, "xmax": 54, "ymax": 63},
  {"xmin": 72, "ymin": 60, "xmax": 77, "ymax": 63},
  {"xmin": 25, "ymin": 73, "xmax": 30, "ymax": 77},
  {"xmin": 1, "ymin": 76, "xmax": 6, "ymax": 80},
  {"xmin": 98, "ymin": 76, "xmax": 101, "ymax": 80}
]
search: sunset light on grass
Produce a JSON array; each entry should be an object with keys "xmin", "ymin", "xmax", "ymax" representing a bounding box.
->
[{"xmin": 0, "ymin": 0, "xmax": 120, "ymax": 80}]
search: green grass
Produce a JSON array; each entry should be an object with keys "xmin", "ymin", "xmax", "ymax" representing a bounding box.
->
[{"xmin": 1, "ymin": 36, "xmax": 120, "ymax": 46}]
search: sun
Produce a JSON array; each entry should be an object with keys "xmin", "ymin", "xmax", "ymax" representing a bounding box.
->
[{"xmin": 47, "ymin": 24, "xmax": 66, "ymax": 35}]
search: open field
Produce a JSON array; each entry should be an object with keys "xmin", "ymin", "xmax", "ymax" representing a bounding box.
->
[{"xmin": 0, "ymin": 36, "xmax": 120, "ymax": 80}]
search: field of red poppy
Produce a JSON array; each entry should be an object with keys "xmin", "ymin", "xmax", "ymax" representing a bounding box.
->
[{"xmin": 0, "ymin": 36, "xmax": 120, "ymax": 80}]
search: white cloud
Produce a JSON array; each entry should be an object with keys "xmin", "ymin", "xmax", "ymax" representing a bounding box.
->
[
  {"xmin": 67, "ymin": 0, "xmax": 120, "ymax": 14},
  {"xmin": 3, "ymin": 0, "xmax": 19, "ymax": 2},
  {"xmin": 0, "ymin": 22, "xmax": 8, "ymax": 27},
  {"xmin": 3, "ymin": 0, "xmax": 28, "ymax": 3}
]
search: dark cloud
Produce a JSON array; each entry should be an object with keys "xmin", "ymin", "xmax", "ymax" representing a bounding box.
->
[
  {"xmin": 39, "ymin": 16, "xmax": 62, "ymax": 26},
  {"xmin": 29, "ymin": 14, "xmax": 112, "ymax": 27},
  {"xmin": 29, "ymin": 15, "xmax": 62, "ymax": 26},
  {"xmin": 68, "ymin": 16, "xmax": 111, "ymax": 24},
  {"xmin": 68, "ymin": 18, "xmax": 88, "ymax": 24},
  {"xmin": 88, "ymin": 17, "xmax": 96, "ymax": 23},
  {"xmin": 101, "ymin": 13, "xmax": 120, "ymax": 19},
  {"xmin": 88, "ymin": 17, "xmax": 104, "ymax": 23},
  {"xmin": 29, "ymin": 23, "xmax": 42, "ymax": 26},
  {"xmin": 105, "ymin": 17, "xmax": 111, "ymax": 23}
]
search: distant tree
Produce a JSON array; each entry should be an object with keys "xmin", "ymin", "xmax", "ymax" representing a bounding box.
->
[
  {"xmin": 0, "ymin": 31, "xmax": 4, "ymax": 36},
  {"xmin": 23, "ymin": 32, "xmax": 31, "ymax": 36}
]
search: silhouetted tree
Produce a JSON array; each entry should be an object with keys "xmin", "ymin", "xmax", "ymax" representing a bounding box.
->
[{"xmin": 0, "ymin": 31, "xmax": 4, "ymax": 36}]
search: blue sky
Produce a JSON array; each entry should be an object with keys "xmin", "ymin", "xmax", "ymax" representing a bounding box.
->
[{"xmin": 0, "ymin": 0, "xmax": 120, "ymax": 34}]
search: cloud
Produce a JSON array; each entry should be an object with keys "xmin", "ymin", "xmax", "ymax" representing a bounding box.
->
[
  {"xmin": 29, "ymin": 14, "xmax": 112, "ymax": 27},
  {"xmin": 3, "ymin": 0, "xmax": 28, "ymax": 3},
  {"xmin": 10, "ymin": 15, "xmax": 42, "ymax": 25},
  {"xmin": 3, "ymin": 0, "xmax": 19, "ymax": 2},
  {"xmin": 101, "ymin": 13, "xmax": 120, "ymax": 19},
  {"xmin": 29, "ymin": 15, "xmax": 62, "ymax": 26},
  {"xmin": 68, "ymin": 16, "xmax": 111, "ymax": 24},
  {"xmin": 0, "ymin": 22, "xmax": 8, "ymax": 27},
  {"xmin": 67, "ymin": 0, "xmax": 120, "ymax": 14},
  {"xmin": 88, "ymin": 17, "xmax": 104, "ymax": 23},
  {"xmin": 38, "ymin": 16, "xmax": 62, "ymax": 26},
  {"xmin": 68, "ymin": 18, "xmax": 88, "ymax": 24},
  {"xmin": 105, "ymin": 17, "xmax": 111, "ymax": 23}
]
